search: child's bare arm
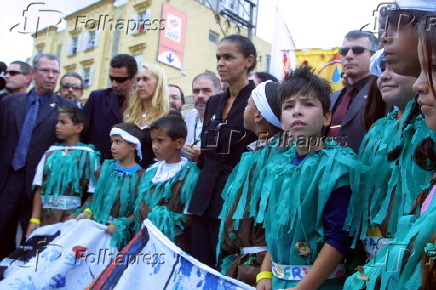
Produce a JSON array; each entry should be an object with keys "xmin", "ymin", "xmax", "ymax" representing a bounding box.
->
[
  {"xmin": 26, "ymin": 187, "xmax": 43, "ymax": 237},
  {"xmin": 287, "ymin": 243, "xmax": 343, "ymax": 290},
  {"xmin": 256, "ymin": 251, "xmax": 272, "ymax": 290},
  {"xmin": 67, "ymin": 194, "xmax": 93, "ymax": 220}
]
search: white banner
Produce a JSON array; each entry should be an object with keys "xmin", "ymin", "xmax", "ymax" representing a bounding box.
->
[
  {"xmin": 0, "ymin": 219, "xmax": 118, "ymax": 289},
  {"xmin": 89, "ymin": 219, "xmax": 254, "ymax": 289},
  {"xmin": 0, "ymin": 219, "xmax": 254, "ymax": 289}
]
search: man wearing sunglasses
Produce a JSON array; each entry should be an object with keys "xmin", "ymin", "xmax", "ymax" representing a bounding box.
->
[
  {"xmin": 4, "ymin": 61, "xmax": 32, "ymax": 95},
  {"xmin": 328, "ymin": 30, "xmax": 379, "ymax": 152},
  {"xmin": 58, "ymin": 72, "xmax": 84, "ymax": 108},
  {"xmin": 84, "ymin": 54, "xmax": 138, "ymax": 160},
  {"xmin": 0, "ymin": 53, "xmax": 72, "ymax": 259}
]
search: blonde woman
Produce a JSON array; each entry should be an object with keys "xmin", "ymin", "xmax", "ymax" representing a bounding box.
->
[{"xmin": 125, "ymin": 63, "xmax": 171, "ymax": 168}]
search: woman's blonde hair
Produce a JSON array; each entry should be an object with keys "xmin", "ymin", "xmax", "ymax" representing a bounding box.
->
[{"xmin": 125, "ymin": 63, "xmax": 170, "ymax": 126}]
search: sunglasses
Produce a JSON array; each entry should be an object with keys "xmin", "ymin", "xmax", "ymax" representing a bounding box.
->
[
  {"xmin": 60, "ymin": 84, "xmax": 83, "ymax": 90},
  {"xmin": 339, "ymin": 46, "xmax": 374, "ymax": 56},
  {"xmin": 5, "ymin": 70, "xmax": 26, "ymax": 76},
  {"xmin": 109, "ymin": 75, "xmax": 132, "ymax": 83}
]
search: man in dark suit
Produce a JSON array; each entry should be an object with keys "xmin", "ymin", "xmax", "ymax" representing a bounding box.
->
[
  {"xmin": 328, "ymin": 30, "xmax": 379, "ymax": 152},
  {"xmin": 84, "ymin": 54, "xmax": 137, "ymax": 160},
  {"xmin": 0, "ymin": 53, "xmax": 72, "ymax": 259}
]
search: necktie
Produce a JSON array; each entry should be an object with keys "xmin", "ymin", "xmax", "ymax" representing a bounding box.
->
[
  {"xmin": 328, "ymin": 86, "xmax": 354, "ymax": 137},
  {"xmin": 12, "ymin": 95, "xmax": 41, "ymax": 170}
]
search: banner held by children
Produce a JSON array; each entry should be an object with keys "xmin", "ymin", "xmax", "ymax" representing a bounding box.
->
[{"xmin": 89, "ymin": 219, "xmax": 254, "ymax": 289}]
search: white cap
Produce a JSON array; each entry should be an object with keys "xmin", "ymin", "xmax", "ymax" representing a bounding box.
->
[
  {"xmin": 392, "ymin": 0, "xmax": 436, "ymax": 11},
  {"xmin": 369, "ymin": 49, "xmax": 385, "ymax": 77}
]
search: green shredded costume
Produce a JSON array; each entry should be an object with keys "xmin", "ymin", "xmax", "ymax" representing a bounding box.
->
[
  {"xmin": 360, "ymin": 100, "xmax": 435, "ymax": 237},
  {"xmin": 217, "ymin": 139, "xmax": 290, "ymax": 286},
  {"xmin": 34, "ymin": 143, "xmax": 99, "ymax": 225},
  {"xmin": 250, "ymin": 144, "xmax": 369, "ymax": 289},
  {"xmin": 133, "ymin": 160, "xmax": 199, "ymax": 250},
  {"xmin": 86, "ymin": 159, "xmax": 142, "ymax": 248},
  {"xmin": 344, "ymin": 183, "xmax": 436, "ymax": 290}
]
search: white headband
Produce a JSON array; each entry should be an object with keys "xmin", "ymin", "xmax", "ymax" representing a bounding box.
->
[
  {"xmin": 110, "ymin": 128, "xmax": 142, "ymax": 161},
  {"xmin": 390, "ymin": 0, "xmax": 436, "ymax": 11},
  {"xmin": 251, "ymin": 81, "xmax": 281, "ymax": 129},
  {"xmin": 370, "ymin": 49, "xmax": 385, "ymax": 77}
]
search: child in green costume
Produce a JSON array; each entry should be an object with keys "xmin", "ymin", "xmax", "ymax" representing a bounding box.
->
[
  {"xmin": 359, "ymin": 52, "xmax": 425, "ymax": 258},
  {"xmin": 362, "ymin": 1, "xmax": 435, "ymax": 246},
  {"xmin": 344, "ymin": 14, "xmax": 436, "ymax": 289},
  {"xmin": 255, "ymin": 66, "xmax": 368, "ymax": 290},
  {"xmin": 217, "ymin": 81, "xmax": 287, "ymax": 286},
  {"xmin": 26, "ymin": 106, "xmax": 99, "ymax": 236},
  {"xmin": 77, "ymin": 123, "xmax": 144, "ymax": 248},
  {"xmin": 133, "ymin": 116, "xmax": 199, "ymax": 251}
]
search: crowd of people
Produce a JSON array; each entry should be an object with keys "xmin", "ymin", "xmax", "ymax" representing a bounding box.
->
[{"xmin": 0, "ymin": 0, "xmax": 436, "ymax": 289}]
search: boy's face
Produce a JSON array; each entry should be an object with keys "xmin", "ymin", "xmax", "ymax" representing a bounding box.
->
[
  {"xmin": 413, "ymin": 40, "xmax": 436, "ymax": 131},
  {"xmin": 382, "ymin": 23, "xmax": 420, "ymax": 77},
  {"xmin": 55, "ymin": 113, "xmax": 83, "ymax": 141},
  {"xmin": 151, "ymin": 128, "xmax": 185, "ymax": 163},
  {"xmin": 243, "ymin": 96, "xmax": 260, "ymax": 133},
  {"xmin": 111, "ymin": 135, "xmax": 136, "ymax": 162},
  {"xmin": 281, "ymin": 94, "xmax": 331, "ymax": 139}
]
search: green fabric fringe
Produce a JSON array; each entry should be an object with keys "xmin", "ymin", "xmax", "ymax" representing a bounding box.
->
[
  {"xmin": 133, "ymin": 162, "xmax": 199, "ymax": 237},
  {"xmin": 249, "ymin": 145, "xmax": 369, "ymax": 271},
  {"xmin": 147, "ymin": 205, "xmax": 185, "ymax": 242},
  {"xmin": 220, "ymin": 254, "xmax": 237, "ymax": 275},
  {"xmin": 88, "ymin": 160, "xmax": 140, "ymax": 248},
  {"xmin": 360, "ymin": 99, "xmax": 436, "ymax": 235},
  {"xmin": 217, "ymin": 143, "xmax": 290, "ymax": 261},
  {"xmin": 344, "ymin": 186, "xmax": 436, "ymax": 289},
  {"xmin": 111, "ymin": 217, "xmax": 134, "ymax": 248},
  {"xmin": 41, "ymin": 143, "xmax": 99, "ymax": 197}
]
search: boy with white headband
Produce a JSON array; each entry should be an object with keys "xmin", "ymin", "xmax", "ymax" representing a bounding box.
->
[
  {"xmin": 26, "ymin": 105, "xmax": 100, "ymax": 236},
  {"xmin": 77, "ymin": 123, "xmax": 144, "ymax": 248},
  {"xmin": 133, "ymin": 116, "xmax": 199, "ymax": 251},
  {"xmin": 217, "ymin": 80, "xmax": 287, "ymax": 286}
]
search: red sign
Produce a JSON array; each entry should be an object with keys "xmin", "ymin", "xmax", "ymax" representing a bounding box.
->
[{"xmin": 157, "ymin": 4, "xmax": 187, "ymax": 70}]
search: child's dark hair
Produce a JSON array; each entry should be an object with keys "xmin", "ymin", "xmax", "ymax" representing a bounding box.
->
[
  {"xmin": 150, "ymin": 116, "xmax": 187, "ymax": 140},
  {"xmin": 279, "ymin": 65, "xmax": 331, "ymax": 114},
  {"xmin": 112, "ymin": 123, "xmax": 142, "ymax": 143},
  {"xmin": 388, "ymin": 14, "xmax": 436, "ymax": 162},
  {"xmin": 410, "ymin": 138, "xmax": 436, "ymax": 215},
  {"xmin": 418, "ymin": 14, "xmax": 436, "ymax": 100},
  {"xmin": 386, "ymin": 96, "xmax": 421, "ymax": 161},
  {"xmin": 59, "ymin": 105, "xmax": 89, "ymax": 136},
  {"xmin": 364, "ymin": 76, "xmax": 387, "ymax": 130},
  {"xmin": 422, "ymin": 235, "xmax": 436, "ymax": 290}
]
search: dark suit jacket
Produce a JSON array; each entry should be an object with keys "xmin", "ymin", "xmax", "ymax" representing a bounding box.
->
[
  {"xmin": 330, "ymin": 80, "xmax": 370, "ymax": 152},
  {"xmin": 0, "ymin": 91, "xmax": 72, "ymax": 198},
  {"xmin": 188, "ymin": 82, "xmax": 257, "ymax": 219},
  {"xmin": 84, "ymin": 88, "xmax": 123, "ymax": 160}
]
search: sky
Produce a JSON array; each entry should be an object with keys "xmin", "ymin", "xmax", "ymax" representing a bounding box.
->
[{"xmin": 0, "ymin": 0, "xmax": 387, "ymax": 65}]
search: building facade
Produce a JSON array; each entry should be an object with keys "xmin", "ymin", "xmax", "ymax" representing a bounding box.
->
[{"xmin": 32, "ymin": 0, "xmax": 271, "ymax": 103}]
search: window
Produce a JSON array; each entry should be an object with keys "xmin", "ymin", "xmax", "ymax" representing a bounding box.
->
[
  {"xmin": 82, "ymin": 31, "xmax": 99, "ymax": 50},
  {"xmin": 131, "ymin": 9, "xmax": 152, "ymax": 34},
  {"xmin": 67, "ymin": 35, "xmax": 82, "ymax": 56},
  {"xmin": 134, "ymin": 54, "xmax": 143, "ymax": 69},
  {"xmin": 72, "ymin": 37, "xmax": 78, "ymax": 54},
  {"xmin": 266, "ymin": 54, "xmax": 271, "ymax": 73},
  {"xmin": 229, "ymin": 0, "xmax": 238, "ymax": 10},
  {"xmin": 82, "ymin": 66, "xmax": 94, "ymax": 88},
  {"xmin": 209, "ymin": 30, "xmax": 219, "ymax": 44},
  {"xmin": 88, "ymin": 31, "xmax": 96, "ymax": 49},
  {"xmin": 56, "ymin": 44, "xmax": 62, "ymax": 58}
]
